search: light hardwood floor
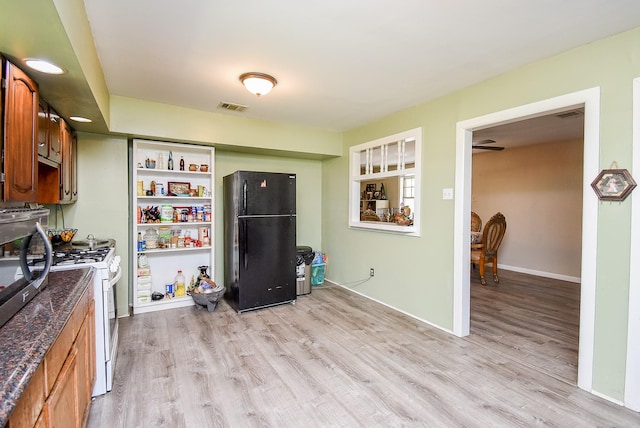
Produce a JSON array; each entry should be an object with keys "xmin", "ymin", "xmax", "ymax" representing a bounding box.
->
[
  {"xmin": 469, "ymin": 268, "xmax": 580, "ymax": 385},
  {"xmin": 88, "ymin": 274, "xmax": 640, "ymax": 427}
]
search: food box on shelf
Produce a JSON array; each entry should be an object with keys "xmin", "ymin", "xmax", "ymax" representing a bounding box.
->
[{"xmin": 137, "ymin": 290, "xmax": 151, "ymax": 303}]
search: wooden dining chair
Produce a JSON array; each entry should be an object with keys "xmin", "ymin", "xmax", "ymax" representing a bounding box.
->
[
  {"xmin": 471, "ymin": 211, "xmax": 482, "ymax": 232},
  {"xmin": 470, "ymin": 212, "xmax": 507, "ymax": 286},
  {"xmin": 361, "ymin": 209, "xmax": 381, "ymax": 221}
]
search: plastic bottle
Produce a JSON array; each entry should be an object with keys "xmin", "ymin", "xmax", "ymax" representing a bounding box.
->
[
  {"xmin": 137, "ymin": 232, "xmax": 145, "ymax": 251},
  {"xmin": 175, "ymin": 270, "xmax": 186, "ymax": 297}
]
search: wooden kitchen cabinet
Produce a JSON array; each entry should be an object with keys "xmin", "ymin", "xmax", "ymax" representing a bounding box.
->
[
  {"xmin": 37, "ymin": 100, "xmax": 63, "ymax": 165},
  {"xmin": 8, "ymin": 287, "xmax": 95, "ymax": 428},
  {"xmin": 7, "ymin": 365, "xmax": 45, "ymax": 428},
  {"xmin": 59, "ymin": 120, "xmax": 77, "ymax": 204},
  {"xmin": 75, "ymin": 315, "xmax": 91, "ymax": 426},
  {"xmin": 73, "ymin": 285, "xmax": 95, "ymax": 425},
  {"xmin": 44, "ymin": 347, "xmax": 79, "ymax": 428},
  {"xmin": 37, "ymin": 115, "xmax": 77, "ymax": 205},
  {"xmin": 1, "ymin": 56, "xmax": 39, "ymax": 203}
]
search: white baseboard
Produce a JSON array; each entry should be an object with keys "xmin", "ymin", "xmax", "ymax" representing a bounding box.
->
[
  {"xmin": 591, "ymin": 389, "xmax": 625, "ymax": 407},
  {"xmin": 499, "ymin": 264, "xmax": 581, "ymax": 284},
  {"xmin": 320, "ymin": 278, "xmax": 454, "ymax": 335}
]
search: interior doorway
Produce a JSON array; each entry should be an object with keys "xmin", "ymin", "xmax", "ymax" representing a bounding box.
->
[
  {"xmin": 452, "ymin": 88, "xmax": 601, "ymax": 393},
  {"xmin": 468, "ymin": 112, "xmax": 584, "ymax": 384}
]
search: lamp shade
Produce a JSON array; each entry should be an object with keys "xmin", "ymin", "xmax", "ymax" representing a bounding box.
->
[{"xmin": 239, "ymin": 72, "xmax": 277, "ymax": 97}]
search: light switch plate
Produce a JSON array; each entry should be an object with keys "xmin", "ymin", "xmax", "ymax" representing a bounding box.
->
[{"xmin": 442, "ymin": 188, "xmax": 454, "ymax": 200}]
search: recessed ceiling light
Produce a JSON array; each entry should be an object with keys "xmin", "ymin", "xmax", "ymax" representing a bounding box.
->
[
  {"xmin": 69, "ymin": 116, "xmax": 92, "ymax": 123},
  {"xmin": 24, "ymin": 59, "xmax": 65, "ymax": 75}
]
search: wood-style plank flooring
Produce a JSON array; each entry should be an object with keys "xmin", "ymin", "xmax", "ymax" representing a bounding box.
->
[
  {"xmin": 469, "ymin": 268, "xmax": 580, "ymax": 385},
  {"xmin": 88, "ymin": 275, "xmax": 639, "ymax": 427}
]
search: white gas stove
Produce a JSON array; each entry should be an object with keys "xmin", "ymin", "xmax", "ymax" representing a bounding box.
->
[{"xmin": 37, "ymin": 243, "xmax": 121, "ymax": 397}]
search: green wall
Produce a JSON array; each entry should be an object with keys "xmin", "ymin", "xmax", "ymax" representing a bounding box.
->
[
  {"xmin": 59, "ymin": 133, "xmax": 130, "ymax": 314},
  {"xmin": 109, "ymin": 96, "xmax": 342, "ymax": 159},
  {"xmin": 322, "ymin": 27, "xmax": 640, "ymax": 401},
  {"xmin": 213, "ymin": 151, "xmax": 323, "ymax": 280}
]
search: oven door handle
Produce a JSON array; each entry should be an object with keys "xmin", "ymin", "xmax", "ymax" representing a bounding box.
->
[{"xmin": 108, "ymin": 264, "xmax": 123, "ymax": 288}]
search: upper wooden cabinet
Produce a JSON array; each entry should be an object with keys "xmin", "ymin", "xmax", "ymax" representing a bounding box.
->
[
  {"xmin": 37, "ymin": 101, "xmax": 63, "ymax": 164},
  {"xmin": 1, "ymin": 56, "xmax": 39, "ymax": 203},
  {"xmin": 37, "ymin": 118, "xmax": 77, "ymax": 205},
  {"xmin": 59, "ymin": 120, "xmax": 77, "ymax": 204}
]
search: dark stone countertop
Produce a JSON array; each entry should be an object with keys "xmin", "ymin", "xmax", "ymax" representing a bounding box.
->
[{"xmin": 0, "ymin": 268, "xmax": 94, "ymax": 427}]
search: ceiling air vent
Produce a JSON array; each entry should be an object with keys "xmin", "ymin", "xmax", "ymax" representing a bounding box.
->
[
  {"xmin": 217, "ymin": 102, "xmax": 248, "ymax": 112},
  {"xmin": 556, "ymin": 110, "xmax": 583, "ymax": 119}
]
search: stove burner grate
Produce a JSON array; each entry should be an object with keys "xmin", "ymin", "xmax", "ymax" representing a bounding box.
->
[{"xmin": 29, "ymin": 247, "xmax": 111, "ymax": 267}]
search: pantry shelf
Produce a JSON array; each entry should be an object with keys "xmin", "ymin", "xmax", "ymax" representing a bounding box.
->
[{"xmin": 132, "ymin": 139, "xmax": 215, "ymax": 314}]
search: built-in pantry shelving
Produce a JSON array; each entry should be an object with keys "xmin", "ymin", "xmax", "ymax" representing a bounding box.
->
[{"xmin": 132, "ymin": 139, "xmax": 215, "ymax": 314}]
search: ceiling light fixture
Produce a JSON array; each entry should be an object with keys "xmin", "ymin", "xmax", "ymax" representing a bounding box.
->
[
  {"xmin": 239, "ymin": 72, "xmax": 277, "ymax": 97},
  {"xmin": 69, "ymin": 116, "xmax": 92, "ymax": 123},
  {"xmin": 24, "ymin": 59, "xmax": 65, "ymax": 75}
]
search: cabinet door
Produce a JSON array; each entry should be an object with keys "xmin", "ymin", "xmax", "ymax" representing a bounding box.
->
[
  {"xmin": 59, "ymin": 120, "xmax": 74, "ymax": 203},
  {"xmin": 71, "ymin": 132, "xmax": 78, "ymax": 202},
  {"xmin": 2, "ymin": 60, "xmax": 38, "ymax": 202},
  {"xmin": 75, "ymin": 314, "xmax": 91, "ymax": 425},
  {"xmin": 44, "ymin": 347, "xmax": 79, "ymax": 428},
  {"xmin": 37, "ymin": 101, "xmax": 49, "ymax": 158},
  {"xmin": 48, "ymin": 109, "xmax": 63, "ymax": 163},
  {"xmin": 8, "ymin": 364, "xmax": 45, "ymax": 428}
]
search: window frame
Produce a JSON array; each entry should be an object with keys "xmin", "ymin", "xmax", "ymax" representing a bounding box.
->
[{"xmin": 349, "ymin": 127, "xmax": 422, "ymax": 236}]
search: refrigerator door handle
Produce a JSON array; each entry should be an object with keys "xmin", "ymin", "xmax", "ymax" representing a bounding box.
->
[
  {"xmin": 242, "ymin": 180, "xmax": 248, "ymax": 216},
  {"xmin": 242, "ymin": 220, "xmax": 248, "ymax": 270}
]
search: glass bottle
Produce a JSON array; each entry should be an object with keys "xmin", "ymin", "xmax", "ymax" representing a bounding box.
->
[
  {"xmin": 143, "ymin": 227, "xmax": 158, "ymax": 249},
  {"xmin": 174, "ymin": 270, "xmax": 186, "ymax": 297},
  {"xmin": 168, "ymin": 151, "xmax": 174, "ymax": 170},
  {"xmin": 158, "ymin": 153, "xmax": 164, "ymax": 170},
  {"xmin": 179, "ymin": 156, "xmax": 185, "ymax": 171}
]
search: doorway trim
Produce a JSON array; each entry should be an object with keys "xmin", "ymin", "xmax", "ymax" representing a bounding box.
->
[
  {"xmin": 452, "ymin": 87, "xmax": 600, "ymax": 392},
  {"xmin": 624, "ymin": 76, "xmax": 640, "ymax": 410}
]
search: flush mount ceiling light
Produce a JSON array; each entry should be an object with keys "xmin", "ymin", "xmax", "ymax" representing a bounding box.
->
[
  {"xmin": 239, "ymin": 72, "xmax": 277, "ymax": 97},
  {"xmin": 24, "ymin": 58, "xmax": 65, "ymax": 75}
]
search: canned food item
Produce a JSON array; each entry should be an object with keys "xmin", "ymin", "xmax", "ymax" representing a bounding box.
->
[
  {"xmin": 166, "ymin": 283, "xmax": 174, "ymax": 297},
  {"xmin": 161, "ymin": 205, "xmax": 173, "ymax": 222}
]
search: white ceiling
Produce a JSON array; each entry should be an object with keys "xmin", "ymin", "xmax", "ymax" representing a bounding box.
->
[
  {"xmin": 80, "ymin": 0, "xmax": 640, "ymax": 133},
  {"xmin": 472, "ymin": 108, "xmax": 585, "ymax": 152},
  {"xmin": 1, "ymin": 1, "xmax": 639, "ymax": 138}
]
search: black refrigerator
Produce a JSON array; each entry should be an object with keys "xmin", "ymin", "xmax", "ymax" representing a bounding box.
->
[{"xmin": 223, "ymin": 171, "xmax": 297, "ymax": 313}]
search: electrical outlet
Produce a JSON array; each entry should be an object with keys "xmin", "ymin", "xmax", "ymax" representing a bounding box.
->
[{"xmin": 370, "ymin": 268, "xmax": 375, "ymax": 277}]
